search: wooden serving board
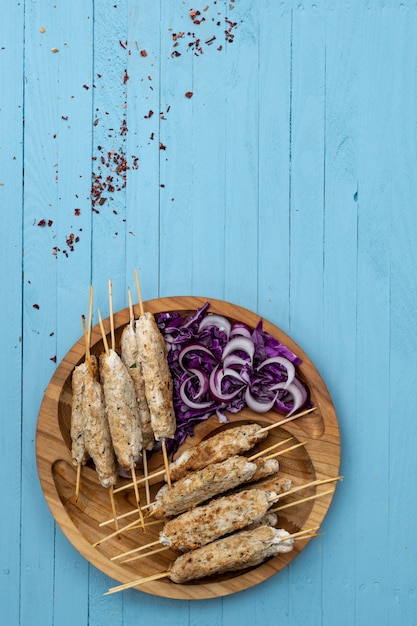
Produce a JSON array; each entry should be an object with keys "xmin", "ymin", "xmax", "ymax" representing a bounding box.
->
[{"xmin": 36, "ymin": 296, "xmax": 341, "ymax": 600}]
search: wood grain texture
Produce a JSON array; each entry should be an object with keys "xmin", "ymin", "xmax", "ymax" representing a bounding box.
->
[{"xmin": 3, "ymin": 0, "xmax": 417, "ymax": 623}]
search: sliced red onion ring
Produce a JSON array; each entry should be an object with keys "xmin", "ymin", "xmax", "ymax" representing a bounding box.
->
[
  {"xmin": 178, "ymin": 344, "xmax": 215, "ymax": 370},
  {"xmin": 270, "ymin": 380, "xmax": 305, "ymax": 415},
  {"xmin": 257, "ymin": 356, "xmax": 296, "ymax": 388},
  {"xmin": 198, "ymin": 314, "xmax": 231, "ymax": 337},
  {"xmin": 222, "ymin": 354, "xmax": 250, "ymax": 369},
  {"xmin": 209, "ymin": 365, "xmax": 246, "ymax": 402},
  {"xmin": 188, "ymin": 367, "xmax": 209, "ymax": 399},
  {"xmin": 179, "ymin": 376, "xmax": 215, "ymax": 410},
  {"xmin": 230, "ymin": 322, "xmax": 252, "ymax": 338},
  {"xmin": 244, "ymin": 387, "xmax": 278, "ymax": 413},
  {"xmin": 221, "ymin": 336, "xmax": 255, "ymax": 363}
]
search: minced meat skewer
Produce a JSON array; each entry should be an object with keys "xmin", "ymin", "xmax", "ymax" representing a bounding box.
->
[
  {"xmin": 149, "ymin": 455, "xmax": 257, "ymax": 519},
  {"xmin": 167, "ymin": 423, "xmax": 269, "ymax": 482},
  {"xmin": 98, "ymin": 304, "xmax": 146, "ymax": 530},
  {"xmin": 134, "ymin": 269, "xmax": 176, "ymax": 486},
  {"xmin": 135, "ymin": 311, "xmax": 176, "ymax": 441},
  {"xmin": 169, "ymin": 525, "xmax": 294, "ymax": 583},
  {"xmin": 159, "ymin": 488, "xmax": 278, "ymax": 551},
  {"xmin": 121, "ymin": 290, "xmax": 155, "ymax": 504},
  {"xmin": 71, "ymin": 361, "xmax": 91, "ymax": 470},
  {"xmin": 120, "ymin": 292, "xmax": 154, "ymax": 452},
  {"xmin": 105, "ymin": 525, "xmax": 296, "ymax": 594},
  {"xmin": 82, "ymin": 354, "xmax": 117, "ymax": 489}
]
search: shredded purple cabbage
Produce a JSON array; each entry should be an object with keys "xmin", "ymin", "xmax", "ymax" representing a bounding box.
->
[{"xmin": 157, "ymin": 303, "xmax": 309, "ymax": 453}]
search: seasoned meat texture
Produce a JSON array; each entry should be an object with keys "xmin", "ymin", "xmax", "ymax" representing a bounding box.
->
[
  {"xmin": 70, "ymin": 362, "xmax": 90, "ymax": 466},
  {"xmin": 169, "ymin": 525, "xmax": 294, "ymax": 583},
  {"xmin": 256, "ymin": 475, "xmax": 292, "ymax": 494},
  {"xmin": 99, "ymin": 349, "xmax": 143, "ymax": 469},
  {"xmin": 135, "ymin": 312, "xmax": 175, "ymax": 441},
  {"xmin": 149, "ymin": 455, "xmax": 257, "ymax": 519},
  {"xmin": 247, "ymin": 512, "xmax": 278, "ymax": 530},
  {"xmin": 248, "ymin": 458, "xmax": 279, "ymax": 483},
  {"xmin": 159, "ymin": 488, "xmax": 276, "ymax": 551},
  {"xmin": 120, "ymin": 322, "xmax": 154, "ymax": 451},
  {"xmin": 168, "ymin": 423, "xmax": 269, "ymax": 482},
  {"xmin": 82, "ymin": 356, "xmax": 117, "ymax": 488}
]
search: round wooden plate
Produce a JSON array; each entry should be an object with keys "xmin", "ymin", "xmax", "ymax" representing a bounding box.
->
[{"xmin": 36, "ymin": 296, "xmax": 341, "ymax": 600}]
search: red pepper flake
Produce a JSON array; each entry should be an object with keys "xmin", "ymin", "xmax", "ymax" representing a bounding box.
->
[
  {"xmin": 140, "ymin": 49, "xmax": 147, "ymax": 57},
  {"xmin": 50, "ymin": 355, "xmax": 57, "ymax": 363},
  {"xmin": 74, "ymin": 208, "xmax": 81, "ymax": 216},
  {"xmin": 171, "ymin": 50, "xmax": 181, "ymax": 58},
  {"xmin": 37, "ymin": 219, "xmax": 46, "ymax": 227},
  {"xmin": 123, "ymin": 70, "xmax": 129, "ymax": 84},
  {"xmin": 159, "ymin": 142, "xmax": 166, "ymax": 150},
  {"xmin": 185, "ymin": 91, "xmax": 193, "ymax": 98},
  {"xmin": 83, "ymin": 84, "xmax": 90, "ymax": 90},
  {"xmin": 144, "ymin": 109, "xmax": 154, "ymax": 119},
  {"xmin": 48, "ymin": 219, "xmax": 53, "ymax": 227},
  {"xmin": 33, "ymin": 304, "xmax": 40, "ymax": 309},
  {"xmin": 61, "ymin": 115, "xmax": 69, "ymax": 120}
]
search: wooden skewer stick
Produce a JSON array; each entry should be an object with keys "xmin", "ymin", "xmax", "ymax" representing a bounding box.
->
[
  {"xmin": 130, "ymin": 457, "xmax": 146, "ymax": 532},
  {"xmin": 98, "ymin": 310, "xmax": 110, "ymax": 357},
  {"xmin": 121, "ymin": 545, "xmax": 172, "ymax": 564},
  {"xmin": 248, "ymin": 437, "xmax": 293, "ymax": 461},
  {"xmin": 134, "ymin": 267, "xmax": 145, "ymax": 317},
  {"xmin": 111, "ymin": 468, "xmax": 166, "ymax": 495},
  {"xmin": 108, "ymin": 278, "xmax": 115, "ymax": 352},
  {"xmin": 93, "ymin": 516, "xmax": 141, "ymax": 548},
  {"xmin": 269, "ymin": 488, "xmax": 334, "ymax": 513},
  {"xmin": 74, "ymin": 461, "xmax": 82, "ymax": 504},
  {"xmin": 104, "ymin": 571, "xmax": 171, "ymax": 595},
  {"xmin": 257, "ymin": 406, "xmax": 317, "ymax": 434},
  {"xmin": 108, "ymin": 486, "xmax": 119, "ymax": 532},
  {"xmin": 274, "ymin": 475, "xmax": 344, "ymax": 501},
  {"xmin": 263, "ymin": 441, "xmax": 306, "ymax": 460},
  {"xmin": 161, "ymin": 440, "xmax": 172, "ymax": 488},
  {"xmin": 110, "ymin": 539, "xmax": 160, "ymax": 561}
]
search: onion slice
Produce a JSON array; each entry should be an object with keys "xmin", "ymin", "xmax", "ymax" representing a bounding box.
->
[
  {"xmin": 198, "ymin": 314, "xmax": 231, "ymax": 337},
  {"xmin": 257, "ymin": 356, "xmax": 296, "ymax": 388}
]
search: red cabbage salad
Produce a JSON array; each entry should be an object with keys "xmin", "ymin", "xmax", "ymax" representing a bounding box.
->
[{"xmin": 157, "ymin": 302, "xmax": 310, "ymax": 452}]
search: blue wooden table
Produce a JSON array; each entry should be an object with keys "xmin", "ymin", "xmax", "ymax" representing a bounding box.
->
[{"xmin": 2, "ymin": 1, "xmax": 417, "ymax": 624}]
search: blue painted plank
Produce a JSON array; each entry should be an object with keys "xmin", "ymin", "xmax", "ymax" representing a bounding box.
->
[
  {"xmin": 321, "ymin": 3, "xmax": 359, "ymax": 622},
  {"xmin": 223, "ymin": 0, "xmax": 260, "ymax": 314},
  {"xmin": 0, "ymin": 3, "xmax": 24, "ymax": 621},
  {"xmin": 286, "ymin": 4, "xmax": 326, "ymax": 622},
  {"xmin": 257, "ymin": 1, "xmax": 292, "ymax": 332},
  {"xmin": 125, "ymin": 0, "xmax": 162, "ymax": 300}
]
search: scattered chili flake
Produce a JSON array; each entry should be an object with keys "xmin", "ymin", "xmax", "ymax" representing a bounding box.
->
[
  {"xmin": 37, "ymin": 219, "xmax": 46, "ymax": 227},
  {"xmin": 51, "ymin": 47, "xmax": 59, "ymax": 53},
  {"xmin": 62, "ymin": 115, "xmax": 68, "ymax": 120},
  {"xmin": 123, "ymin": 69, "xmax": 129, "ymax": 84},
  {"xmin": 144, "ymin": 109, "xmax": 154, "ymax": 119},
  {"xmin": 185, "ymin": 91, "xmax": 193, "ymax": 98},
  {"xmin": 33, "ymin": 304, "xmax": 40, "ymax": 310},
  {"xmin": 48, "ymin": 219, "xmax": 53, "ymax": 227},
  {"xmin": 159, "ymin": 142, "xmax": 166, "ymax": 150},
  {"xmin": 83, "ymin": 84, "xmax": 89, "ymax": 90},
  {"xmin": 140, "ymin": 49, "xmax": 147, "ymax": 57},
  {"xmin": 74, "ymin": 208, "xmax": 81, "ymax": 216},
  {"xmin": 50, "ymin": 356, "xmax": 57, "ymax": 363}
]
